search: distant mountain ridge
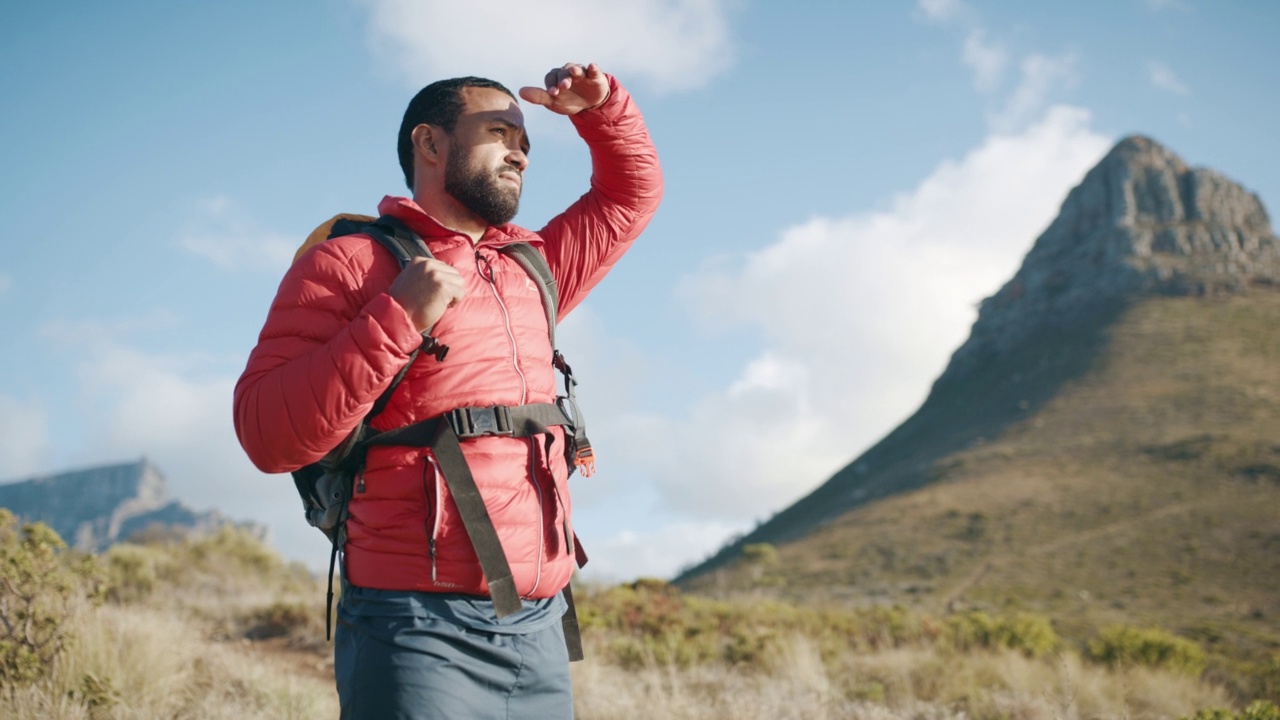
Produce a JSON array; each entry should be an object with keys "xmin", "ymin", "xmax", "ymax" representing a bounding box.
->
[
  {"xmin": 676, "ymin": 134, "xmax": 1280, "ymax": 586},
  {"xmin": 0, "ymin": 458, "xmax": 266, "ymax": 551}
]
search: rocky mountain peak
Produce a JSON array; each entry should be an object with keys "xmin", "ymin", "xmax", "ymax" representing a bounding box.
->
[
  {"xmin": 941, "ymin": 134, "xmax": 1279, "ymax": 383},
  {"xmin": 0, "ymin": 458, "xmax": 267, "ymax": 551}
]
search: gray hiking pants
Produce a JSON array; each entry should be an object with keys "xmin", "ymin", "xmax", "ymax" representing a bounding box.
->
[{"xmin": 334, "ymin": 597, "xmax": 574, "ymax": 719}]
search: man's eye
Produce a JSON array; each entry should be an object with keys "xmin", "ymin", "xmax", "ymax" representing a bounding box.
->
[{"xmin": 493, "ymin": 127, "xmax": 507, "ymax": 136}]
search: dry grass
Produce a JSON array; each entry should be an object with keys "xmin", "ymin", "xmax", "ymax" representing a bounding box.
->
[
  {"xmin": 0, "ymin": 517, "xmax": 1259, "ymax": 719},
  {"xmin": 573, "ymin": 631, "xmax": 1233, "ymax": 720},
  {"xmin": 0, "ymin": 526, "xmax": 337, "ymax": 720},
  {"xmin": 0, "ymin": 603, "xmax": 337, "ymax": 720}
]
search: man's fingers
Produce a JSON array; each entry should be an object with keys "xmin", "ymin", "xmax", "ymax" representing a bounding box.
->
[
  {"xmin": 519, "ymin": 86, "xmax": 552, "ymax": 107},
  {"xmin": 542, "ymin": 64, "xmax": 587, "ymax": 93},
  {"xmin": 524, "ymin": 63, "xmax": 607, "ymax": 114}
]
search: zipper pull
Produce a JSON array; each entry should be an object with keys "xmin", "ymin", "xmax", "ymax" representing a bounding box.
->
[
  {"xmin": 475, "ymin": 249, "xmax": 495, "ymax": 282},
  {"xmin": 429, "ymin": 538, "xmax": 438, "ymax": 583},
  {"xmin": 356, "ymin": 469, "xmax": 366, "ymax": 494}
]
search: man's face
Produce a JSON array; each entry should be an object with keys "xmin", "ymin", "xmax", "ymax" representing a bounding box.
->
[{"xmin": 443, "ymin": 87, "xmax": 529, "ymax": 227}]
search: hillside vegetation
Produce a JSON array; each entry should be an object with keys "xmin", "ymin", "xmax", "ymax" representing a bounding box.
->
[
  {"xmin": 1, "ymin": 513, "xmax": 1276, "ymax": 719},
  {"xmin": 679, "ymin": 291, "xmax": 1280, "ymax": 700}
]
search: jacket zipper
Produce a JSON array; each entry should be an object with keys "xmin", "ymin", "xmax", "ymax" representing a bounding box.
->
[
  {"xmin": 421, "ymin": 455, "xmax": 439, "ymax": 582},
  {"xmin": 527, "ymin": 440, "xmax": 544, "ymax": 597},
  {"xmin": 477, "ymin": 245, "xmax": 542, "ymax": 596},
  {"xmin": 475, "ymin": 248, "xmax": 528, "ymax": 404}
]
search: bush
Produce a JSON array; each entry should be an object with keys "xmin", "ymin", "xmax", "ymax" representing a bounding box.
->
[
  {"xmin": 741, "ymin": 543, "xmax": 779, "ymax": 565},
  {"xmin": 1183, "ymin": 700, "xmax": 1280, "ymax": 720},
  {"xmin": 0, "ymin": 509, "xmax": 104, "ymax": 688},
  {"xmin": 1255, "ymin": 655, "xmax": 1280, "ymax": 705},
  {"xmin": 946, "ymin": 611, "xmax": 1059, "ymax": 658},
  {"xmin": 183, "ymin": 524, "xmax": 283, "ymax": 578},
  {"xmin": 245, "ymin": 600, "xmax": 320, "ymax": 640},
  {"xmin": 103, "ymin": 543, "xmax": 173, "ymax": 603},
  {"xmin": 1087, "ymin": 624, "xmax": 1207, "ymax": 675},
  {"xmin": 104, "ymin": 524, "xmax": 314, "ymax": 604}
]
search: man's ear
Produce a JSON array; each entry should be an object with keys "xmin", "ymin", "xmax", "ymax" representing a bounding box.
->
[{"xmin": 412, "ymin": 124, "xmax": 443, "ymax": 165}]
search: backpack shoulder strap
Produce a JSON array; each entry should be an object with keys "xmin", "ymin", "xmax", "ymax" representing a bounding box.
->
[
  {"xmin": 498, "ymin": 242, "xmax": 558, "ymax": 345},
  {"xmin": 329, "ymin": 214, "xmax": 434, "ymax": 265}
]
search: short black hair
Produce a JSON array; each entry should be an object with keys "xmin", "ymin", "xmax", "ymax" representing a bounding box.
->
[{"xmin": 397, "ymin": 77, "xmax": 517, "ymax": 190}]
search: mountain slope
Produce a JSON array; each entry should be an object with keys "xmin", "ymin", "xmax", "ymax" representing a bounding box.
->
[{"xmin": 674, "ymin": 136, "xmax": 1280, "ymax": 660}]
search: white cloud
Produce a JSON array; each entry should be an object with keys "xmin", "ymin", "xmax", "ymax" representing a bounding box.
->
[
  {"xmin": 962, "ymin": 29, "xmax": 1007, "ymax": 92},
  {"xmin": 579, "ymin": 520, "xmax": 745, "ymax": 583},
  {"xmin": 914, "ymin": 5, "xmax": 1074, "ymax": 132},
  {"xmin": 605, "ymin": 106, "xmax": 1113, "ymax": 524},
  {"xmin": 1148, "ymin": 60, "xmax": 1190, "ymax": 96},
  {"xmin": 989, "ymin": 52, "xmax": 1079, "ymax": 133},
  {"xmin": 179, "ymin": 196, "xmax": 297, "ymax": 273},
  {"xmin": 361, "ymin": 0, "xmax": 735, "ymax": 94},
  {"xmin": 915, "ymin": 0, "xmax": 968, "ymax": 24},
  {"xmin": 40, "ymin": 320, "xmax": 329, "ymax": 569},
  {"xmin": 0, "ymin": 393, "xmax": 51, "ymax": 480}
]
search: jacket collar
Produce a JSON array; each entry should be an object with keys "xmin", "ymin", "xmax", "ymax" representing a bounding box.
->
[{"xmin": 376, "ymin": 196, "xmax": 542, "ymax": 250}]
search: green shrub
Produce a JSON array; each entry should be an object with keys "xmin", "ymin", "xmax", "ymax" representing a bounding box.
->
[
  {"xmin": 1255, "ymin": 655, "xmax": 1280, "ymax": 705},
  {"xmin": 72, "ymin": 672, "xmax": 121, "ymax": 720},
  {"xmin": 105, "ymin": 524, "xmax": 313, "ymax": 601},
  {"xmin": 1182, "ymin": 700, "xmax": 1280, "ymax": 720},
  {"xmin": 578, "ymin": 580, "xmax": 949, "ymax": 671},
  {"xmin": 103, "ymin": 543, "xmax": 175, "ymax": 603},
  {"xmin": 245, "ymin": 600, "xmax": 319, "ymax": 640},
  {"xmin": 0, "ymin": 509, "xmax": 104, "ymax": 688},
  {"xmin": 1087, "ymin": 624, "xmax": 1207, "ymax": 675},
  {"xmin": 946, "ymin": 611, "xmax": 1059, "ymax": 658},
  {"xmin": 183, "ymin": 524, "xmax": 283, "ymax": 577},
  {"xmin": 741, "ymin": 543, "xmax": 779, "ymax": 565}
]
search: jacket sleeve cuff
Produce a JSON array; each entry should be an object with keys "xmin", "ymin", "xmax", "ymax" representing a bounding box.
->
[
  {"xmin": 367, "ymin": 291, "xmax": 425, "ymax": 357},
  {"xmin": 569, "ymin": 74, "xmax": 630, "ymax": 135}
]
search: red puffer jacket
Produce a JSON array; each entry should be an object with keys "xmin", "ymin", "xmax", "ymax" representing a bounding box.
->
[{"xmin": 234, "ymin": 76, "xmax": 661, "ymax": 598}]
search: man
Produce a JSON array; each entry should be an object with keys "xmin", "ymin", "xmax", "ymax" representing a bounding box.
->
[{"xmin": 233, "ymin": 62, "xmax": 661, "ymax": 718}]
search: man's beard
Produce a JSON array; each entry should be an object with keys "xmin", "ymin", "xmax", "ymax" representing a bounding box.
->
[{"xmin": 445, "ymin": 145, "xmax": 520, "ymax": 227}]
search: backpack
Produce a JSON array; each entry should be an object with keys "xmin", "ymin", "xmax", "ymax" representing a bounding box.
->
[{"xmin": 289, "ymin": 214, "xmax": 589, "ymax": 658}]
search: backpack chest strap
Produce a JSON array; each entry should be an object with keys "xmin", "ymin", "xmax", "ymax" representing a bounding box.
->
[{"xmin": 366, "ymin": 402, "xmax": 573, "ymax": 445}]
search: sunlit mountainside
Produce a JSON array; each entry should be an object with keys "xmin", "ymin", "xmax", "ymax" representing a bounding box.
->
[{"xmin": 677, "ymin": 136, "xmax": 1280, "ymax": 672}]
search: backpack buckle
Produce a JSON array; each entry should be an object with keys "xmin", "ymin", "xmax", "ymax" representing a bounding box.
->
[{"xmin": 449, "ymin": 405, "xmax": 513, "ymax": 439}]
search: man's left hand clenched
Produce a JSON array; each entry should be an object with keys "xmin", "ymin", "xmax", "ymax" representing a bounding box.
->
[{"xmin": 519, "ymin": 62, "xmax": 610, "ymax": 116}]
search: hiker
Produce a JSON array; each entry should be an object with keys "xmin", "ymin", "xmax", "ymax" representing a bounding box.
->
[{"xmin": 233, "ymin": 62, "xmax": 661, "ymax": 718}]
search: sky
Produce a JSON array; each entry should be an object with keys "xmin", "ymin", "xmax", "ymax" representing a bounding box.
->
[{"xmin": 1, "ymin": 0, "xmax": 1277, "ymax": 582}]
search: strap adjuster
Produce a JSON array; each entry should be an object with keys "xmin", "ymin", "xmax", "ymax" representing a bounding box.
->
[
  {"xmin": 449, "ymin": 405, "xmax": 513, "ymax": 438},
  {"xmin": 572, "ymin": 440, "xmax": 596, "ymax": 478}
]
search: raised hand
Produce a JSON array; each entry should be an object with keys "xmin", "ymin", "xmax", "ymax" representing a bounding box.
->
[
  {"xmin": 387, "ymin": 257, "xmax": 465, "ymax": 333},
  {"xmin": 519, "ymin": 63, "xmax": 610, "ymax": 116}
]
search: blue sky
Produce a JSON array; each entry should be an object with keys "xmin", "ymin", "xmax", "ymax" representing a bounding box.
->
[{"xmin": 1, "ymin": 0, "xmax": 1276, "ymax": 581}]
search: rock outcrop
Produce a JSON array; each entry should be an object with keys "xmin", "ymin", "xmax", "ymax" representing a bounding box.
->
[
  {"xmin": 0, "ymin": 458, "xmax": 267, "ymax": 551},
  {"xmin": 941, "ymin": 135, "xmax": 1280, "ymax": 384}
]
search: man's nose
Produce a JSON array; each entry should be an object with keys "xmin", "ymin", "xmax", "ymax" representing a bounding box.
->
[{"xmin": 506, "ymin": 148, "xmax": 528, "ymax": 172}]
